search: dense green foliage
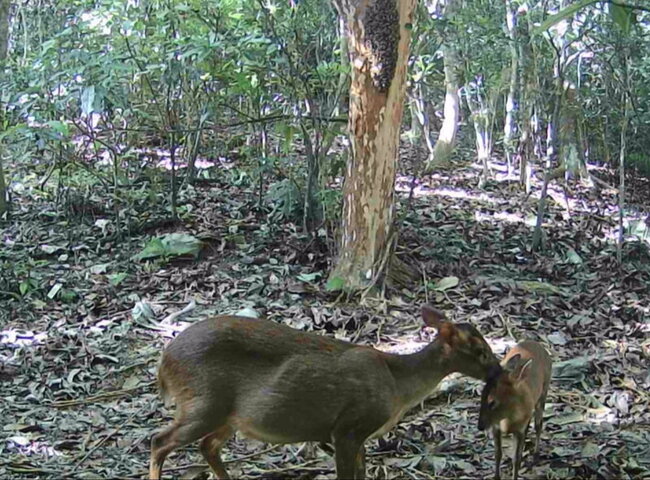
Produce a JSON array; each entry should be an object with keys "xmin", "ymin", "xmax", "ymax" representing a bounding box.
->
[
  {"xmin": 1, "ymin": 0, "xmax": 345, "ymax": 227},
  {"xmin": 0, "ymin": 1, "xmax": 649, "ymax": 267}
]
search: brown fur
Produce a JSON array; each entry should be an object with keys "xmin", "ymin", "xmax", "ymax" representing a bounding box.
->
[
  {"xmin": 149, "ymin": 306, "xmax": 499, "ymax": 479},
  {"xmin": 478, "ymin": 340, "xmax": 552, "ymax": 480}
]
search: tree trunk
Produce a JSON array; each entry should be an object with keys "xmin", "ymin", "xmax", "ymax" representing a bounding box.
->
[
  {"xmin": 426, "ymin": 42, "xmax": 460, "ymax": 169},
  {"xmin": 532, "ymin": 52, "xmax": 564, "ymax": 251},
  {"xmin": 408, "ymin": 82, "xmax": 435, "ymax": 155},
  {"xmin": 0, "ymin": 0, "xmax": 11, "ymax": 216},
  {"xmin": 421, "ymin": 0, "xmax": 461, "ymax": 172},
  {"xmin": 0, "ymin": 0, "xmax": 9, "ymax": 60},
  {"xmin": 0, "ymin": 153, "xmax": 6, "ymax": 217},
  {"xmin": 516, "ymin": 7, "xmax": 535, "ymax": 192},
  {"xmin": 335, "ymin": 16, "xmax": 349, "ymax": 116},
  {"xmin": 463, "ymin": 78, "xmax": 495, "ymax": 188},
  {"xmin": 329, "ymin": 0, "xmax": 416, "ymax": 291},
  {"xmin": 617, "ymin": 58, "xmax": 631, "ymax": 264},
  {"xmin": 503, "ymin": 0, "xmax": 520, "ymax": 175}
]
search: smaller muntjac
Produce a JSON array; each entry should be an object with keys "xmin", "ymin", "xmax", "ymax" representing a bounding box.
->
[
  {"xmin": 150, "ymin": 305, "xmax": 500, "ymax": 479},
  {"xmin": 478, "ymin": 340, "xmax": 552, "ymax": 480}
]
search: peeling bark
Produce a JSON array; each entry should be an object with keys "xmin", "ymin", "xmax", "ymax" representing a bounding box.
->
[{"xmin": 330, "ymin": 0, "xmax": 416, "ymax": 290}]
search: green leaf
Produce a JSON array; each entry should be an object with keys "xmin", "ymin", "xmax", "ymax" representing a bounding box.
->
[
  {"xmin": 81, "ymin": 86, "xmax": 96, "ymax": 116},
  {"xmin": 47, "ymin": 283, "xmax": 62, "ymax": 299},
  {"xmin": 548, "ymin": 412, "xmax": 583, "ymax": 426},
  {"xmin": 133, "ymin": 237, "xmax": 166, "ymax": 261},
  {"xmin": 297, "ymin": 272, "xmax": 321, "ymax": 283},
  {"xmin": 611, "ymin": 4, "xmax": 635, "ymax": 35},
  {"xmin": 90, "ymin": 263, "xmax": 110, "ymax": 274},
  {"xmin": 108, "ymin": 272, "xmax": 128, "ymax": 286},
  {"xmin": 161, "ymin": 233, "xmax": 203, "ymax": 257},
  {"xmin": 566, "ymin": 248, "xmax": 583, "ymax": 265},
  {"xmin": 46, "ymin": 120, "xmax": 70, "ymax": 137},
  {"xmin": 60, "ymin": 290, "xmax": 78, "ymax": 303},
  {"xmin": 581, "ymin": 442, "xmax": 600, "ymax": 458},
  {"xmin": 518, "ymin": 280, "xmax": 562, "ymax": 295},
  {"xmin": 326, "ymin": 276, "xmax": 345, "ymax": 292},
  {"xmin": 430, "ymin": 456, "xmax": 447, "ymax": 475},
  {"xmin": 553, "ymin": 356, "xmax": 591, "ymax": 379},
  {"xmin": 431, "ymin": 276, "xmax": 459, "ymax": 292},
  {"xmin": 533, "ymin": 0, "xmax": 599, "ymax": 35},
  {"xmin": 132, "ymin": 234, "xmax": 203, "ymax": 261}
]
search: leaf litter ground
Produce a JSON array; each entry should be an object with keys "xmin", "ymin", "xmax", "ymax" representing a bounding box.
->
[{"xmin": 1, "ymin": 159, "xmax": 649, "ymax": 479}]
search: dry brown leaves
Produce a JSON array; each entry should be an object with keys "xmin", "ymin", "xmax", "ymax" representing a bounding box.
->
[{"xmin": 1, "ymin": 162, "xmax": 648, "ymax": 479}]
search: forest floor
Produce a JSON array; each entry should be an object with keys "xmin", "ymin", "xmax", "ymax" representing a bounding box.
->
[{"xmin": 1, "ymin": 147, "xmax": 649, "ymax": 479}]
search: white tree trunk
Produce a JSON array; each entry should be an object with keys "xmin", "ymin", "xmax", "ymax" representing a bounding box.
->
[
  {"xmin": 427, "ymin": 44, "xmax": 460, "ymax": 168},
  {"xmin": 425, "ymin": 0, "xmax": 461, "ymax": 171},
  {"xmin": 503, "ymin": 0, "xmax": 520, "ymax": 174}
]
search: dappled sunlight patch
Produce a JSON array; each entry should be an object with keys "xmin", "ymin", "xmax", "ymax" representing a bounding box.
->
[
  {"xmin": 601, "ymin": 211, "xmax": 650, "ymax": 246},
  {"xmin": 493, "ymin": 171, "xmax": 523, "ymax": 183},
  {"xmin": 67, "ymin": 137, "xmax": 236, "ymax": 171},
  {"xmin": 547, "ymin": 398, "xmax": 619, "ymax": 427},
  {"xmin": 467, "ymin": 160, "xmax": 521, "ymax": 183},
  {"xmin": 378, "ymin": 333, "xmax": 511, "ymax": 394},
  {"xmin": 79, "ymin": 11, "xmax": 113, "ymax": 35},
  {"xmin": 5, "ymin": 434, "xmax": 63, "ymax": 459},
  {"xmin": 427, "ymin": 187, "xmax": 497, "ymax": 203},
  {"xmin": 155, "ymin": 155, "xmax": 225, "ymax": 171},
  {"xmin": 395, "ymin": 178, "xmax": 499, "ymax": 204},
  {"xmin": 1, "ymin": 329, "xmax": 48, "ymax": 348},
  {"xmin": 585, "ymin": 404, "xmax": 627, "ymax": 426},
  {"xmin": 474, "ymin": 209, "xmax": 536, "ymax": 226},
  {"xmin": 489, "ymin": 336, "xmax": 517, "ymax": 356},
  {"xmin": 378, "ymin": 330, "xmax": 511, "ymax": 360}
]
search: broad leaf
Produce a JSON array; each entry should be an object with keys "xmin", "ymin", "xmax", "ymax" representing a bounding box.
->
[
  {"xmin": 431, "ymin": 276, "xmax": 459, "ymax": 292},
  {"xmin": 534, "ymin": 0, "xmax": 599, "ymax": 35},
  {"xmin": 132, "ymin": 233, "xmax": 203, "ymax": 261}
]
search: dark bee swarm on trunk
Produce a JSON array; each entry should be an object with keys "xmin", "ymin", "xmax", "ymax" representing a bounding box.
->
[{"xmin": 364, "ymin": 0, "xmax": 399, "ymax": 92}]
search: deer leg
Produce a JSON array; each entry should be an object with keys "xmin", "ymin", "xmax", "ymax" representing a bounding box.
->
[
  {"xmin": 199, "ymin": 426, "xmax": 234, "ymax": 479},
  {"xmin": 493, "ymin": 427, "xmax": 502, "ymax": 480},
  {"xmin": 150, "ymin": 420, "xmax": 213, "ymax": 480}
]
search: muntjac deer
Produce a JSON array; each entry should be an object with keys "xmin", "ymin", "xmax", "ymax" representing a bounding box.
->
[
  {"xmin": 478, "ymin": 340, "xmax": 552, "ymax": 480},
  {"xmin": 149, "ymin": 305, "xmax": 499, "ymax": 479}
]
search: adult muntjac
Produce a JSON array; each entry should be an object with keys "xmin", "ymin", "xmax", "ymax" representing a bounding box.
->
[{"xmin": 150, "ymin": 305, "xmax": 500, "ymax": 479}]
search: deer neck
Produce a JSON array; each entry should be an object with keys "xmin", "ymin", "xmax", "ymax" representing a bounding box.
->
[{"xmin": 385, "ymin": 340, "xmax": 453, "ymax": 409}]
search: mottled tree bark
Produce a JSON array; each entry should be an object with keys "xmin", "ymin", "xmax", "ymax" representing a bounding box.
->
[{"xmin": 330, "ymin": 0, "xmax": 416, "ymax": 290}]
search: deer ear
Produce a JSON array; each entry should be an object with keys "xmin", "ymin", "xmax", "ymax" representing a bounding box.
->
[
  {"xmin": 511, "ymin": 358, "xmax": 533, "ymax": 382},
  {"xmin": 421, "ymin": 305, "xmax": 447, "ymax": 329},
  {"xmin": 504, "ymin": 353, "xmax": 522, "ymax": 372},
  {"xmin": 421, "ymin": 305, "xmax": 458, "ymax": 347}
]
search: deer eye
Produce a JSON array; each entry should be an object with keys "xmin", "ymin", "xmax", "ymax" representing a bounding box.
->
[{"xmin": 487, "ymin": 399, "xmax": 497, "ymax": 409}]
